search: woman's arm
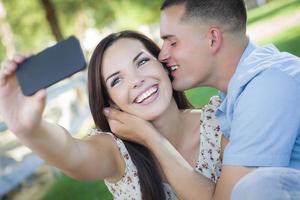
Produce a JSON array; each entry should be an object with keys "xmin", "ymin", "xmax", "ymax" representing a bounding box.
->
[
  {"xmin": 105, "ymin": 108, "xmax": 216, "ymax": 200},
  {"xmin": 147, "ymin": 131, "xmax": 215, "ymax": 200},
  {"xmin": 19, "ymin": 121, "xmax": 124, "ymax": 181},
  {"xmin": 0, "ymin": 55, "xmax": 124, "ymax": 181}
]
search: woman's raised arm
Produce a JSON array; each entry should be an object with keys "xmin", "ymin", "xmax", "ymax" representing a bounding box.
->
[{"xmin": 0, "ymin": 55, "xmax": 124, "ymax": 181}]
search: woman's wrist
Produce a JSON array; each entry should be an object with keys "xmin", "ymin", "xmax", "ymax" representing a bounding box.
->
[{"xmin": 143, "ymin": 128, "xmax": 164, "ymax": 149}]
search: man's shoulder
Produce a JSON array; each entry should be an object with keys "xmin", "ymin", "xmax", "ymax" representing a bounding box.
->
[
  {"xmin": 236, "ymin": 46, "xmax": 300, "ymax": 89},
  {"xmin": 248, "ymin": 44, "xmax": 300, "ymax": 73}
]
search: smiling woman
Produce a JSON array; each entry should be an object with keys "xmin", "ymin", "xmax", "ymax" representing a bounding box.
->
[
  {"xmin": 87, "ymin": 31, "xmax": 224, "ymax": 199},
  {"xmin": 87, "ymin": 31, "xmax": 193, "ymax": 199},
  {"xmin": 0, "ymin": 30, "xmax": 225, "ymax": 200}
]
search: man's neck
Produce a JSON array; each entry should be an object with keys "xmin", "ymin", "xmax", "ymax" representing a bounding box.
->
[{"xmin": 214, "ymin": 36, "xmax": 249, "ymax": 93}]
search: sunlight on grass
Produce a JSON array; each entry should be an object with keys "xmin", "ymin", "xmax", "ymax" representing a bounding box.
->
[
  {"xmin": 247, "ymin": 0, "xmax": 300, "ymax": 25},
  {"xmin": 260, "ymin": 24, "xmax": 300, "ymax": 56}
]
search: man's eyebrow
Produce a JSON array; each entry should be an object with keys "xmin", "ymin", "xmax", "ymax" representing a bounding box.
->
[
  {"xmin": 105, "ymin": 71, "xmax": 120, "ymax": 83},
  {"xmin": 133, "ymin": 52, "xmax": 144, "ymax": 63},
  {"xmin": 161, "ymin": 34, "xmax": 174, "ymax": 40}
]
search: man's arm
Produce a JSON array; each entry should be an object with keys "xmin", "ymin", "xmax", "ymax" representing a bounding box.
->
[{"xmin": 214, "ymin": 68, "xmax": 300, "ymax": 199}]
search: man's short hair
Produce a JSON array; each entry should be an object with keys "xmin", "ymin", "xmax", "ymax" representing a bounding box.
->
[{"xmin": 161, "ymin": 0, "xmax": 247, "ymax": 33}]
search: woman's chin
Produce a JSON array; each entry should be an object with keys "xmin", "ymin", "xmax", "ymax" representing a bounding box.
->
[{"xmin": 134, "ymin": 113, "xmax": 161, "ymax": 121}]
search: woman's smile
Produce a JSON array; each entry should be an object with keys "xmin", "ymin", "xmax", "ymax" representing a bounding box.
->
[{"xmin": 134, "ymin": 84, "xmax": 159, "ymax": 105}]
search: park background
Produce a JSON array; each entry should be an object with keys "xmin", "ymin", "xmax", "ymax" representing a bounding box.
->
[{"xmin": 0, "ymin": 0, "xmax": 300, "ymax": 199}]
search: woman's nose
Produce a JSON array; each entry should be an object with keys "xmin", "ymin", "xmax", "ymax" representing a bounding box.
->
[{"xmin": 132, "ymin": 77, "xmax": 145, "ymax": 89}]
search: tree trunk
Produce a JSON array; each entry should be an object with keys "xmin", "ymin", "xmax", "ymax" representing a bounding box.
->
[
  {"xmin": 0, "ymin": 0, "xmax": 16, "ymax": 59},
  {"xmin": 40, "ymin": 0, "xmax": 63, "ymax": 41}
]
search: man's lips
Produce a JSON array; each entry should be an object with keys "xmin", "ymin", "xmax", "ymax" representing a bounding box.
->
[
  {"xmin": 134, "ymin": 84, "xmax": 159, "ymax": 104},
  {"xmin": 167, "ymin": 65, "xmax": 179, "ymax": 77}
]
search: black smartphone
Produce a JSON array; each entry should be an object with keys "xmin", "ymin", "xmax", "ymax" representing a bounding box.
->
[{"xmin": 16, "ymin": 36, "xmax": 86, "ymax": 96}]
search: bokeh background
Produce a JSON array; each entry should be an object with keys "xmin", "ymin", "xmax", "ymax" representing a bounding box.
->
[{"xmin": 0, "ymin": 0, "xmax": 300, "ymax": 199}]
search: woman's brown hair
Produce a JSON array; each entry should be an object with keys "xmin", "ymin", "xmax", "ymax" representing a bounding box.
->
[{"xmin": 88, "ymin": 30, "xmax": 192, "ymax": 199}]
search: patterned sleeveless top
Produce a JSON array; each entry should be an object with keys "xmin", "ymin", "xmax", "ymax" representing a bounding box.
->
[{"xmin": 89, "ymin": 96, "xmax": 222, "ymax": 200}]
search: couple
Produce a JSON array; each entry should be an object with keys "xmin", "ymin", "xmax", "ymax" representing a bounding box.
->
[
  {"xmin": 0, "ymin": 0, "xmax": 299, "ymax": 199},
  {"xmin": 104, "ymin": 0, "xmax": 300, "ymax": 199}
]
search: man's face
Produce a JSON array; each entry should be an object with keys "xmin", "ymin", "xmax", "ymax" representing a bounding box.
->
[{"xmin": 159, "ymin": 4, "xmax": 213, "ymax": 91}]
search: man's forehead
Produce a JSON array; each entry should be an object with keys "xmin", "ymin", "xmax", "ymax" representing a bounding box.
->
[{"xmin": 160, "ymin": 5, "xmax": 186, "ymax": 38}]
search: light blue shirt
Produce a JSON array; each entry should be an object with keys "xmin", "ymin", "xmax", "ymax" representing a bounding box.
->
[{"xmin": 216, "ymin": 41, "xmax": 300, "ymax": 169}]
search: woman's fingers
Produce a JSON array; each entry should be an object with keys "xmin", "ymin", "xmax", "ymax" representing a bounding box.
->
[
  {"xmin": 0, "ymin": 60, "xmax": 14, "ymax": 86},
  {"xmin": 0, "ymin": 73, "xmax": 6, "ymax": 86},
  {"xmin": 3, "ymin": 60, "xmax": 17, "ymax": 74},
  {"xmin": 0, "ymin": 54, "xmax": 33, "ymax": 86},
  {"xmin": 34, "ymin": 89, "xmax": 47, "ymax": 102},
  {"xmin": 12, "ymin": 54, "xmax": 31, "ymax": 64}
]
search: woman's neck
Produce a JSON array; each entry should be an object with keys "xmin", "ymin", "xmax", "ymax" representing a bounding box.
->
[{"xmin": 151, "ymin": 98, "xmax": 186, "ymax": 148}]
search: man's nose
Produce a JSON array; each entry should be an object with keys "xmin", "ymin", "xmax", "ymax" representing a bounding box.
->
[{"xmin": 158, "ymin": 44, "xmax": 170, "ymax": 63}]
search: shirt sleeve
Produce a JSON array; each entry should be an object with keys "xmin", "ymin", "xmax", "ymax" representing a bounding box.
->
[{"xmin": 223, "ymin": 68, "xmax": 300, "ymax": 167}]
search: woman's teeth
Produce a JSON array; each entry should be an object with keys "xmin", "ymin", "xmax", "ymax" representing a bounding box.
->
[{"xmin": 135, "ymin": 86, "xmax": 158, "ymax": 103}]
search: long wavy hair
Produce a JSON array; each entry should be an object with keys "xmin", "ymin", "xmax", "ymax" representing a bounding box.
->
[{"xmin": 88, "ymin": 30, "xmax": 192, "ymax": 199}]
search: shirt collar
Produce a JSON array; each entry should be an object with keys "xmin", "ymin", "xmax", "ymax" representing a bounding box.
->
[
  {"xmin": 218, "ymin": 41, "xmax": 257, "ymax": 102},
  {"xmin": 240, "ymin": 40, "xmax": 256, "ymax": 64}
]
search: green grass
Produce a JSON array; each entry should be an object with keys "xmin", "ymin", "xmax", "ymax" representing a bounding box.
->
[
  {"xmin": 247, "ymin": 0, "xmax": 300, "ymax": 25},
  {"xmin": 259, "ymin": 23, "xmax": 300, "ymax": 56},
  {"xmin": 40, "ymin": 174, "xmax": 113, "ymax": 200},
  {"xmin": 185, "ymin": 87, "xmax": 218, "ymax": 107}
]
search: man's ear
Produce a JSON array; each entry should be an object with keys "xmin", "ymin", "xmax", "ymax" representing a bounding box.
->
[{"xmin": 207, "ymin": 27, "xmax": 222, "ymax": 55}]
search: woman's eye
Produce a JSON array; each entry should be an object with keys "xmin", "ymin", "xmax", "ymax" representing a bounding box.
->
[
  {"xmin": 137, "ymin": 57, "xmax": 150, "ymax": 67},
  {"xmin": 111, "ymin": 77, "xmax": 121, "ymax": 87}
]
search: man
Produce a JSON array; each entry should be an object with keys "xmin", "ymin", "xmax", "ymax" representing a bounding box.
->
[{"xmin": 105, "ymin": 0, "xmax": 300, "ymax": 199}]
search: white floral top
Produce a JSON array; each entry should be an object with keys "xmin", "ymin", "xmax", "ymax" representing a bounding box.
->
[{"xmin": 89, "ymin": 96, "xmax": 222, "ymax": 200}]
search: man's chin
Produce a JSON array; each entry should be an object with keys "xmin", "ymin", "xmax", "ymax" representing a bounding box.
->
[{"xmin": 171, "ymin": 81, "xmax": 193, "ymax": 91}]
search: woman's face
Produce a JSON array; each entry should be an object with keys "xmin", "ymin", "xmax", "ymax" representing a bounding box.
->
[{"xmin": 102, "ymin": 38, "xmax": 173, "ymax": 121}]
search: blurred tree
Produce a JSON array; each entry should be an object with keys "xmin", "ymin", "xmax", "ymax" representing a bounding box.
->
[
  {"xmin": 108, "ymin": 0, "xmax": 161, "ymax": 29},
  {"xmin": 40, "ymin": 0, "xmax": 63, "ymax": 41},
  {"xmin": 0, "ymin": 0, "xmax": 15, "ymax": 59},
  {"xmin": 3, "ymin": 0, "xmax": 53, "ymax": 53},
  {"xmin": 1, "ymin": 0, "xmax": 161, "ymax": 59}
]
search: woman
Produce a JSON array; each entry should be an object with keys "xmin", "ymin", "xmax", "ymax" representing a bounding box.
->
[{"xmin": 0, "ymin": 31, "xmax": 223, "ymax": 199}]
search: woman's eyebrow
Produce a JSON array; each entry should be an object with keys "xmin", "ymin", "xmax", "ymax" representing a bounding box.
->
[
  {"xmin": 105, "ymin": 52, "xmax": 144, "ymax": 83},
  {"xmin": 105, "ymin": 71, "xmax": 120, "ymax": 83},
  {"xmin": 132, "ymin": 52, "xmax": 144, "ymax": 63}
]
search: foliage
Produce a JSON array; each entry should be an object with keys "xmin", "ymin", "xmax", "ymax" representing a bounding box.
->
[
  {"xmin": 3, "ymin": 0, "xmax": 52, "ymax": 54},
  {"xmin": 40, "ymin": 174, "xmax": 113, "ymax": 200},
  {"xmin": 1, "ymin": 0, "xmax": 161, "ymax": 60}
]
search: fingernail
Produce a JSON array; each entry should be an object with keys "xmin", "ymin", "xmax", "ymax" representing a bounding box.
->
[{"xmin": 103, "ymin": 108, "xmax": 110, "ymax": 115}]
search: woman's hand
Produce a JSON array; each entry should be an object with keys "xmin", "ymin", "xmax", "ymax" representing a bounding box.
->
[
  {"xmin": 0, "ymin": 54, "xmax": 47, "ymax": 135},
  {"xmin": 104, "ymin": 108, "xmax": 159, "ymax": 146}
]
